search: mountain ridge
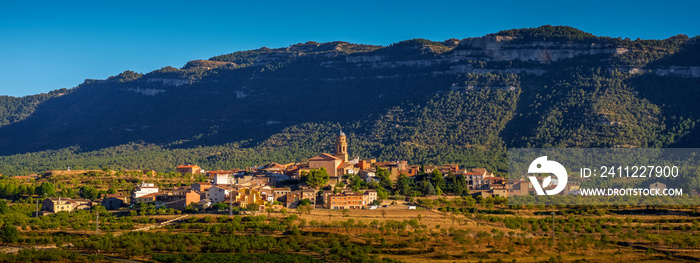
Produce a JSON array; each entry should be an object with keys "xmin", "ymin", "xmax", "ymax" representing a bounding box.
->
[{"xmin": 0, "ymin": 25, "xmax": 699, "ymax": 176}]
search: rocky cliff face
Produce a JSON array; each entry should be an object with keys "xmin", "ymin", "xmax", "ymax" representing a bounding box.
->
[
  {"xmin": 323, "ymin": 34, "xmax": 698, "ymax": 78},
  {"xmin": 0, "ymin": 26, "xmax": 698, "ymax": 156},
  {"xmin": 621, "ymin": 66, "xmax": 700, "ymax": 78},
  {"xmin": 455, "ymin": 35, "xmax": 627, "ymax": 63}
]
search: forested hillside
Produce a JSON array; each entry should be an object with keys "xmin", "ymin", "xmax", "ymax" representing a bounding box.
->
[
  {"xmin": 0, "ymin": 25, "xmax": 698, "ymax": 176},
  {"xmin": 0, "ymin": 89, "xmax": 71, "ymax": 128}
]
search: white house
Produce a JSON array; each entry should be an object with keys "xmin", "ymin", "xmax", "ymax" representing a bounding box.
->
[
  {"xmin": 131, "ymin": 182, "xmax": 159, "ymax": 201},
  {"xmin": 214, "ymin": 174, "xmax": 232, "ymax": 185},
  {"xmin": 358, "ymin": 170, "xmax": 376, "ymax": 182}
]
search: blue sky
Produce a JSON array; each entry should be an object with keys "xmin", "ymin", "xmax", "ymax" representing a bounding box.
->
[{"xmin": 2, "ymin": 0, "xmax": 699, "ymax": 97}]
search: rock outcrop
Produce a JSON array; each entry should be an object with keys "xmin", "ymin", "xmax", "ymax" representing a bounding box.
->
[{"xmin": 455, "ymin": 35, "xmax": 627, "ymax": 63}]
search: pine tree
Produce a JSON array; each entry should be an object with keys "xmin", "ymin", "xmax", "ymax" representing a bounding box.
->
[{"xmin": 424, "ymin": 181, "xmax": 436, "ymax": 196}]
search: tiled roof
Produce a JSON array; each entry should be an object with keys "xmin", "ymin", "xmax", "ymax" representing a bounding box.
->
[
  {"xmin": 103, "ymin": 194, "xmax": 126, "ymax": 199},
  {"xmin": 207, "ymin": 170, "xmax": 233, "ymax": 174},
  {"xmin": 483, "ymin": 177, "xmax": 504, "ymax": 181},
  {"xmin": 45, "ymin": 197, "xmax": 72, "ymax": 201},
  {"xmin": 309, "ymin": 153, "xmax": 341, "ymax": 161},
  {"xmin": 136, "ymin": 193, "xmax": 158, "ymax": 199}
]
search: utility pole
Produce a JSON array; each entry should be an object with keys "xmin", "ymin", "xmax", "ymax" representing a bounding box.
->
[
  {"xmin": 551, "ymin": 209, "xmax": 555, "ymax": 249},
  {"xmin": 96, "ymin": 210, "xmax": 99, "ymax": 234},
  {"xmin": 229, "ymin": 173, "xmax": 233, "ymax": 216}
]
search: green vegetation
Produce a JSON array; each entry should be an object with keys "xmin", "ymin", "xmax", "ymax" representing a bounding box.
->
[
  {"xmin": 301, "ymin": 168, "xmax": 330, "ymax": 188},
  {"xmin": 0, "ymin": 24, "xmax": 699, "ymax": 263},
  {"xmin": 0, "ymin": 25, "xmax": 697, "ymax": 183},
  {"xmin": 152, "ymin": 253, "xmax": 325, "ymax": 263},
  {"xmin": 0, "ymin": 192, "xmax": 698, "ymax": 262},
  {"xmin": 492, "ymin": 25, "xmax": 599, "ymax": 43},
  {"xmin": 0, "ymin": 88, "xmax": 71, "ymax": 128}
]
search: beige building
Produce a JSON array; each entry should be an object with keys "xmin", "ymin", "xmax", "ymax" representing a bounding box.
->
[
  {"xmin": 273, "ymin": 188, "xmax": 292, "ymax": 202},
  {"xmin": 284, "ymin": 188, "xmax": 317, "ymax": 208},
  {"xmin": 308, "ymin": 153, "xmax": 343, "ymax": 178},
  {"xmin": 42, "ymin": 197, "xmax": 74, "ymax": 213},
  {"xmin": 131, "ymin": 182, "xmax": 159, "ymax": 202},
  {"xmin": 508, "ymin": 179, "xmax": 530, "ymax": 197},
  {"xmin": 176, "ymin": 165, "xmax": 203, "ymax": 175},
  {"xmin": 192, "ymin": 182, "xmax": 212, "ymax": 192},
  {"xmin": 234, "ymin": 188, "xmax": 263, "ymax": 206},
  {"xmin": 363, "ymin": 189, "xmax": 377, "ymax": 205},
  {"xmin": 307, "ymin": 130, "xmax": 351, "ymax": 178},
  {"xmin": 133, "ymin": 193, "xmax": 157, "ymax": 204},
  {"xmin": 325, "ymin": 191, "xmax": 365, "ymax": 210}
]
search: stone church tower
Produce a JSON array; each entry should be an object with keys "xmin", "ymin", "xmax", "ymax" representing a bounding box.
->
[{"xmin": 335, "ymin": 130, "xmax": 348, "ymax": 162}]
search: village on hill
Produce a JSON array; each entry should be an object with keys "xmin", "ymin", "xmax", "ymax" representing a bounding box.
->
[{"xmin": 35, "ymin": 131, "xmax": 515, "ymax": 215}]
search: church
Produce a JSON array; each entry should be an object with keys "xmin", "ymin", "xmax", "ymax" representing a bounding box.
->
[{"xmin": 307, "ymin": 130, "xmax": 349, "ymax": 178}]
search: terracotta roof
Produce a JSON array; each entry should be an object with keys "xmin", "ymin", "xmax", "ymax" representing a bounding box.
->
[
  {"xmin": 263, "ymin": 163, "xmax": 285, "ymax": 169},
  {"xmin": 177, "ymin": 165, "xmax": 199, "ymax": 169},
  {"xmin": 309, "ymin": 153, "xmax": 341, "ymax": 161},
  {"xmin": 136, "ymin": 193, "xmax": 158, "ymax": 199},
  {"xmin": 211, "ymin": 184, "xmax": 236, "ymax": 189},
  {"xmin": 207, "ymin": 170, "xmax": 233, "ymax": 174},
  {"xmin": 45, "ymin": 197, "xmax": 72, "ymax": 201},
  {"xmin": 103, "ymin": 194, "xmax": 126, "ymax": 199},
  {"xmin": 483, "ymin": 177, "xmax": 504, "ymax": 181},
  {"xmin": 331, "ymin": 192, "xmax": 363, "ymax": 197},
  {"xmin": 340, "ymin": 161, "xmax": 355, "ymax": 168},
  {"xmin": 194, "ymin": 182, "xmax": 212, "ymax": 185}
]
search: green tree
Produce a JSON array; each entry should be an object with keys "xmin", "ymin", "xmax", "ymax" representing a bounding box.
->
[
  {"xmin": 431, "ymin": 170, "xmax": 446, "ymax": 191},
  {"xmin": 246, "ymin": 203, "xmax": 259, "ymax": 211},
  {"xmin": 376, "ymin": 187, "xmax": 389, "ymax": 200},
  {"xmin": 301, "ymin": 168, "xmax": 330, "ymax": 188},
  {"xmin": 3, "ymin": 184, "xmax": 15, "ymax": 198},
  {"xmin": 36, "ymin": 182, "xmax": 56, "ymax": 197},
  {"xmin": 397, "ymin": 173, "xmax": 412, "ymax": 196},
  {"xmin": 0, "ymin": 200, "xmax": 8, "ymax": 214},
  {"xmin": 423, "ymin": 181, "xmax": 436, "ymax": 196},
  {"xmin": 376, "ymin": 167, "xmax": 393, "ymax": 189},
  {"xmin": 0, "ymin": 225, "xmax": 19, "ymax": 244},
  {"xmin": 80, "ymin": 186, "xmax": 99, "ymax": 200}
]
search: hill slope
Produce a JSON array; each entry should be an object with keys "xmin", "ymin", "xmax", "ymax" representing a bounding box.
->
[{"xmin": 0, "ymin": 25, "xmax": 699, "ymax": 175}]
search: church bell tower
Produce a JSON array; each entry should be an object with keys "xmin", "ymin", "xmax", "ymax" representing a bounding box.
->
[{"xmin": 335, "ymin": 130, "xmax": 348, "ymax": 162}]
